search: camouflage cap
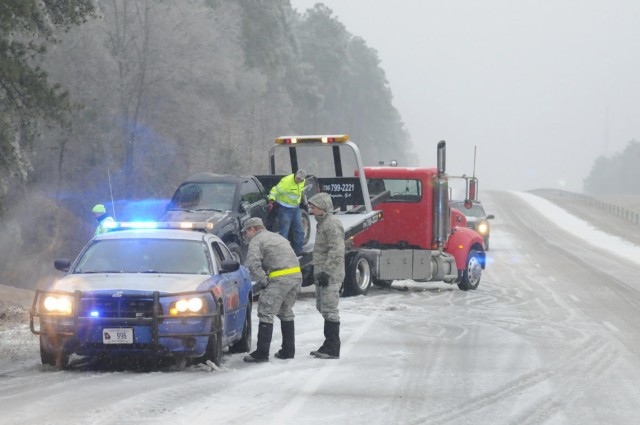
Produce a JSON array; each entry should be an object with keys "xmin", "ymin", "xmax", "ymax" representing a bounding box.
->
[{"xmin": 241, "ymin": 217, "xmax": 264, "ymax": 232}]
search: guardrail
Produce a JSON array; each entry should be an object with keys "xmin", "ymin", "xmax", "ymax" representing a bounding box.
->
[{"xmin": 535, "ymin": 189, "xmax": 639, "ymax": 225}]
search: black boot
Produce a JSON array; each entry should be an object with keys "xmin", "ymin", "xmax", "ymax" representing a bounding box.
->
[
  {"xmin": 244, "ymin": 322, "xmax": 273, "ymax": 363},
  {"xmin": 309, "ymin": 319, "xmax": 330, "ymax": 357},
  {"xmin": 311, "ymin": 320, "xmax": 340, "ymax": 359},
  {"xmin": 274, "ymin": 320, "xmax": 295, "ymax": 359}
]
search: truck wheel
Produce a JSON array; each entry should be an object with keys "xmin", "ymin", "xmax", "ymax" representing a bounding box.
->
[
  {"xmin": 200, "ymin": 308, "xmax": 223, "ymax": 366},
  {"xmin": 229, "ymin": 300, "xmax": 252, "ymax": 353},
  {"xmin": 40, "ymin": 335, "xmax": 69, "ymax": 369},
  {"xmin": 344, "ymin": 252, "xmax": 372, "ymax": 296},
  {"xmin": 458, "ymin": 250, "xmax": 482, "ymax": 291}
]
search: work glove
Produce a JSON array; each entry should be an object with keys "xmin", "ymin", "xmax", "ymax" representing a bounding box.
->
[
  {"xmin": 267, "ymin": 200, "xmax": 275, "ymax": 213},
  {"xmin": 257, "ymin": 278, "xmax": 268, "ymax": 290},
  {"xmin": 317, "ymin": 271, "xmax": 330, "ymax": 287}
]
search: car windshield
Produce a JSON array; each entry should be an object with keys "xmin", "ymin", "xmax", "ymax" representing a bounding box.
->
[
  {"xmin": 171, "ymin": 182, "xmax": 236, "ymax": 211},
  {"xmin": 74, "ymin": 239, "xmax": 212, "ymax": 275},
  {"xmin": 452, "ymin": 202, "xmax": 486, "ymax": 218}
]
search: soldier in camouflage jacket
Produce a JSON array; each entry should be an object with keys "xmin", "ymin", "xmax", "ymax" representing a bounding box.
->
[
  {"xmin": 307, "ymin": 192, "xmax": 344, "ymax": 359},
  {"xmin": 242, "ymin": 217, "xmax": 302, "ymax": 363}
]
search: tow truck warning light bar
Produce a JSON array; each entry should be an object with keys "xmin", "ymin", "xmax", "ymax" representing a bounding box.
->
[
  {"xmin": 275, "ymin": 135, "xmax": 350, "ymax": 145},
  {"xmin": 103, "ymin": 221, "xmax": 214, "ymax": 231}
]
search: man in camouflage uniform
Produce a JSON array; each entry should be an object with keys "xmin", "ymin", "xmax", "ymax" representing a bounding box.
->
[
  {"xmin": 307, "ymin": 192, "xmax": 345, "ymax": 359},
  {"xmin": 242, "ymin": 217, "xmax": 302, "ymax": 363}
]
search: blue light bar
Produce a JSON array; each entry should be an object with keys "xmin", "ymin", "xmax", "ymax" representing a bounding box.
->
[{"xmin": 104, "ymin": 221, "xmax": 212, "ymax": 231}]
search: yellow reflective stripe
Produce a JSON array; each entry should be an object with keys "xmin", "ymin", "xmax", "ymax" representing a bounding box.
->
[{"xmin": 268, "ymin": 267, "xmax": 302, "ymax": 278}]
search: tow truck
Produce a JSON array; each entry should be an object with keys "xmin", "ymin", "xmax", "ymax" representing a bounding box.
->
[{"xmin": 264, "ymin": 135, "xmax": 486, "ymax": 295}]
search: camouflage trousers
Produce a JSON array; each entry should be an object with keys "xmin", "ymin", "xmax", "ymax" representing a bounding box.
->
[
  {"xmin": 257, "ymin": 277, "xmax": 302, "ymax": 324},
  {"xmin": 315, "ymin": 281, "xmax": 340, "ymax": 322}
]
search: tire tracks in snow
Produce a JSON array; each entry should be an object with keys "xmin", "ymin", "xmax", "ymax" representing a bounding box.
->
[
  {"xmin": 407, "ymin": 335, "xmax": 616, "ymax": 425},
  {"xmin": 262, "ymin": 296, "xmax": 392, "ymax": 425}
]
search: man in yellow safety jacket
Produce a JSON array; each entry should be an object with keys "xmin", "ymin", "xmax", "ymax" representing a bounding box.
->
[
  {"xmin": 268, "ymin": 169, "xmax": 306, "ymax": 255},
  {"xmin": 92, "ymin": 204, "xmax": 115, "ymax": 236}
]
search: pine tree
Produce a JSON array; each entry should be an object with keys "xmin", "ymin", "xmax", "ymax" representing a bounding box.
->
[{"xmin": 0, "ymin": 0, "xmax": 95, "ymax": 211}]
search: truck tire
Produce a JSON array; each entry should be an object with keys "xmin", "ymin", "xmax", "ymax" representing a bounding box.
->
[
  {"xmin": 40, "ymin": 335, "xmax": 69, "ymax": 369},
  {"xmin": 458, "ymin": 250, "xmax": 482, "ymax": 291},
  {"xmin": 229, "ymin": 300, "xmax": 252, "ymax": 353},
  {"xmin": 198, "ymin": 307, "xmax": 223, "ymax": 366},
  {"xmin": 344, "ymin": 252, "xmax": 372, "ymax": 296}
]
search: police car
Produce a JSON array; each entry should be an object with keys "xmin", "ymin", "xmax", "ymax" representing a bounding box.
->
[{"xmin": 30, "ymin": 222, "xmax": 253, "ymax": 369}]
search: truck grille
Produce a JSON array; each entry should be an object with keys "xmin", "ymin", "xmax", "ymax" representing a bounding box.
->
[{"xmin": 79, "ymin": 296, "xmax": 160, "ymax": 319}]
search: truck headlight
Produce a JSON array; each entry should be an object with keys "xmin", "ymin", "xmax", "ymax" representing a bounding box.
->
[
  {"xmin": 476, "ymin": 221, "xmax": 489, "ymax": 236},
  {"xmin": 42, "ymin": 295, "xmax": 73, "ymax": 315},
  {"xmin": 170, "ymin": 298, "xmax": 205, "ymax": 316}
]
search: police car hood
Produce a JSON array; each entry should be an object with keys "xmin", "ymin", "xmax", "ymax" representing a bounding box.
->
[
  {"xmin": 162, "ymin": 209, "xmax": 229, "ymax": 226},
  {"xmin": 51, "ymin": 274, "xmax": 212, "ymax": 294}
]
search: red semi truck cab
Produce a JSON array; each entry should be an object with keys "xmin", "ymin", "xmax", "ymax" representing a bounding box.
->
[
  {"xmin": 354, "ymin": 166, "xmax": 472, "ymax": 250},
  {"xmin": 351, "ymin": 162, "xmax": 486, "ymax": 293},
  {"xmin": 354, "ymin": 166, "xmax": 442, "ymax": 250}
]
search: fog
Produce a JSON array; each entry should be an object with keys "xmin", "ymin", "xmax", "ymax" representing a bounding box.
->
[{"xmin": 291, "ymin": 0, "xmax": 640, "ymax": 192}]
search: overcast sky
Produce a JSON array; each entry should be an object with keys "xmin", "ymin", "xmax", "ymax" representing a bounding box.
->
[{"xmin": 290, "ymin": 0, "xmax": 640, "ymax": 192}]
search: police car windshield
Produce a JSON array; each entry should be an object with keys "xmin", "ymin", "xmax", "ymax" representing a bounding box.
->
[{"xmin": 74, "ymin": 239, "xmax": 212, "ymax": 275}]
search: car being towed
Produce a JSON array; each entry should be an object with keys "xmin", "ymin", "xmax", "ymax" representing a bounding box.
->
[
  {"xmin": 30, "ymin": 224, "xmax": 253, "ymax": 369},
  {"xmin": 161, "ymin": 173, "xmax": 270, "ymax": 264}
]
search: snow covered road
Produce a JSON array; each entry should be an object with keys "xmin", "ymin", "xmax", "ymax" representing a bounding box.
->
[{"xmin": 1, "ymin": 190, "xmax": 640, "ymax": 425}]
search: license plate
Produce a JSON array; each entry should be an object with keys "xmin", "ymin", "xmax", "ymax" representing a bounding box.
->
[{"xmin": 103, "ymin": 328, "xmax": 134, "ymax": 344}]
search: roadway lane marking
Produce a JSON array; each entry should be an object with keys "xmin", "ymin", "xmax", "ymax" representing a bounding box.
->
[{"xmin": 603, "ymin": 321, "xmax": 619, "ymax": 333}]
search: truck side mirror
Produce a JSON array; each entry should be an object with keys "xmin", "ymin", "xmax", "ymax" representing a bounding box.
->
[
  {"xmin": 54, "ymin": 258, "xmax": 71, "ymax": 272},
  {"xmin": 220, "ymin": 259, "xmax": 240, "ymax": 273},
  {"xmin": 239, "ymin": 201, "xmax": 250, "ymax": 213}
]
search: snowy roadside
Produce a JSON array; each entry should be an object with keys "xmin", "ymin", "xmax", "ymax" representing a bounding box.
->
[
  {"xmin": 529, "ymin": 189, "xmax": 640, "ymax": 246},
  {"xmin": 0, "ymin": 285, "xmax": 37, "ymax": 372},
  {"xmin": 513, "ymin": 191, "xmax": 640, "ymax": 266}
]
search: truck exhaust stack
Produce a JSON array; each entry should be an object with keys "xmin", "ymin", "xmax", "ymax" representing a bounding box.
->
[{"xmin": 433, "ymin": 141, "xmax": 450, "ymax": 249}]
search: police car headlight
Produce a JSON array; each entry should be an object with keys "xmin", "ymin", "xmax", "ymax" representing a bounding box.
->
[
  {"xmin": 476, "ymin": 221, "xmax": 489, "ymax": 236},
  {"xmin": 170, "ymin": 298, "xmax": 205, "ymax": 315},
  {"xmin": 42, "ymin": 295, "xmax": 73, "ymax": 315}
]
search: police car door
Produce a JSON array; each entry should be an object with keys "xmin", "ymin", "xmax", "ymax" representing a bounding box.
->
[{"xmin": 210, "ymin": 240, "xmax": 240, "ymax": 339}]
